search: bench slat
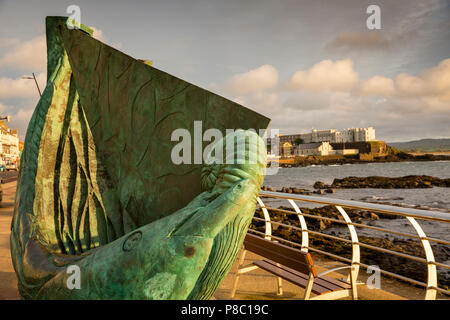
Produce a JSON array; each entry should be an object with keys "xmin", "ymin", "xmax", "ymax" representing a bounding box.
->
[
  {"xmin": 314, "ymin": 275, "xmax": 351, "ymax": 292},
  {"xmin": 244, "ymin": 234, "xmax": 316, "ymax": 277},
  {"xmin": 264, "ymin": 259, "xmax": 349, "ymax": 292},
  {"xmin": 258, "ymin": 259, "xmax": 349, "ymax": 294},
  {"xmin": 254, "ymin": 260, "xmax": 329, "ymax": 295}
]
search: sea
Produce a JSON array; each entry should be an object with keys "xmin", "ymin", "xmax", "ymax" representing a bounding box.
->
[{"xmin": 262, "ymin": 160, "xmax": 450, "ymax": 244}]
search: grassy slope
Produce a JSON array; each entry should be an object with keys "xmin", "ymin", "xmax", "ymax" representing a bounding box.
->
[{"xmin": 388, "ymin": 138, "xmax": 450, "ymax": 152}]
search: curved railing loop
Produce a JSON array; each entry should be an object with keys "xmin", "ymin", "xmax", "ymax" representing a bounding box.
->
[
  {"xmin": 256, "ymin": 197, "xmax": 272, "ymax": 240},
  {"xmin": 335, "ymin": 205, "xmax": 360, "ymax": 299},
  {"xmin": 287, "ymin": 199, "xmax": 309, "ymax": 253},
  {"xmin": 405, "ymin": 216, "xmax": 437, "ymax": 300}
]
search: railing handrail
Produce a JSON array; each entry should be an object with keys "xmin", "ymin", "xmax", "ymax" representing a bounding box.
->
[
  {"xmin": 259, "ymin": 206, "xmax": 450, "ymax": 246},
  {"xmin": 260, "ymin": 190, "xmax": 450, "ymax": 223}
]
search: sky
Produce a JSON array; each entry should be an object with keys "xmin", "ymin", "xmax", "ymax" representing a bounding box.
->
[{"xmin": 0, "ymin": 0, "xmax": 449, "ymax": 142}]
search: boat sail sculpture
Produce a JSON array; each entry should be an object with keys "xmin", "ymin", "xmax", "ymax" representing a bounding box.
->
[{"xmin": 10, "ymin": 17, "xmax": 270, "ymax": 299}]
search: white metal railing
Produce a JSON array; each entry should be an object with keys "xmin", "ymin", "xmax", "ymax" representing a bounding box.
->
[{"xmin": 250, "ymin": 190, "xmax": 450, "ymax": 300}]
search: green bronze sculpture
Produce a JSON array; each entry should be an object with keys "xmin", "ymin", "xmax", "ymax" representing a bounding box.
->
[{"xmin": 10, "ymin": 17, "xmax": 270, "ymax": 299}]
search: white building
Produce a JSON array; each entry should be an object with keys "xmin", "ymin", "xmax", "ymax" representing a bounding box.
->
[
  {"xmin": 295, "ymin": 142, "xmax": 334, "ymax": 156},
  {"xmin": 0, "ymin": 121, "xmax": 20, "ymax": 164},
  {"xmin": 280, "ymin": 127, "xmax": 376, "ymax": 145}
]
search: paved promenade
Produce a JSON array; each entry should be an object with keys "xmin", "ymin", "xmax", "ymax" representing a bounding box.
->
[
  {"xmin": 0, "ymin": 181, "xmax": 423, "ymax": 300},
  {"xmin": 0, "ymin": 181, "xmax": 20, "ymax": 299}
]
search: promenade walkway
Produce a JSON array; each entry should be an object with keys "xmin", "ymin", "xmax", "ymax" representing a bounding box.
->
[
  {"xmin": 0, "ymin": 182, "xmax": 424, "ymax": 300},
  {"xmin": 0, "ymin": 181, "xmax": 19, "ymax": 299}
]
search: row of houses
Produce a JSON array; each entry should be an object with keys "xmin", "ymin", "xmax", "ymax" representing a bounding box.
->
[
  {"xmin": 0, "ymin": 121, "xmax": 21, "ymax": 166},
  {"xmin": 281, "ymin": 141, "xmax": 359, "ymax": 157}
]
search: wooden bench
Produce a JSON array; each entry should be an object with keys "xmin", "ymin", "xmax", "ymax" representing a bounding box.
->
[{"xmin": 231, "ymin": 233, "xmax": 359, "ymax": 300}]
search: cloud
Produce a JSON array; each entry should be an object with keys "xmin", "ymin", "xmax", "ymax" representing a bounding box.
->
[
  {"xmin": 233, "ymin": 90, "xmax": 281, "ymax": 115},
  {"xmin": 0, "ymin": 102, "xmax": 35, "ymax": 141},
  {"xmin": 227, "ymin": 64, "xmax": 278, "ymax": 95},
  {"xmin": 91, "ymin": 27, "xmax": 107, "ymax": 42},
  {"xmin": 327, "ymin": 31, "xmax": 390, "ymax": 50},
  {"xmin": 288, "ymin": 59, "xmax": 359, "ymax": 92},
  {"xmin": 396, "ymin": 58, "xmax": 450, "ymax": 101},
  {"xmin": 0, "ymin": 27, "xmax": 120, "ymax": 73},
  {"xmin": 0, "ymin": 72, "xmax": 46, "ymax": 99},
  {"xmin": 326, "ymin": 30, "xmax": 419, "ymax": 51},
  {"xmin": 9, "ymin": 106, "xmax": 34, "ymax": 136},
  {"xmin": 359, "ymin": 58, "xmax": 450, "ymax": 102},
  {"xmin": 0, "ymin": 35, "xmax": 46, "ymax": 72},
  {"xmin": 282, "ymin": 92, "xmax": 331, "ymax": 111},
  {"xmin": 360, "ymin": 76, "xmax": 396, "ymax": 97},
  {"xmin": 91, "ymin": 26, "xmax": 122, "ymax": 50}
]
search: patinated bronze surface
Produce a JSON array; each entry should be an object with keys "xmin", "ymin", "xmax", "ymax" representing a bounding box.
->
[{"xmin": 10, "ymin": 17, "xmax": 270, "ymax": 299}]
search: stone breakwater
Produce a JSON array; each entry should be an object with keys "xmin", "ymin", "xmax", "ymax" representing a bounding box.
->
[
  {"xmin": 313, "ymin": 175, "xmax": 450, "ymax": 189},
  {"xmin": 250, "ymin": 206, "xmax": 450, "ymax": 289}
]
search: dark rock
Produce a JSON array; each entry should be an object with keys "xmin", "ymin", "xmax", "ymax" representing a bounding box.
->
[
  {"xmin": 329, "ymin": 175, "xmax": 450, "ymax": 189},
  {"xmin": 313, "ymin": 181, "xmax": 330, "ymax": 189}
]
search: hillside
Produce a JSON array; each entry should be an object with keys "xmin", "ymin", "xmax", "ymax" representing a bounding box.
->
[{"xmin": 388, "ymin": 138, "xmax": 450, "ymax": 152}]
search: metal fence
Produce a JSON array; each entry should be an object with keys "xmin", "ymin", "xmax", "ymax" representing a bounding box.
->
[{"xmin": 250, "ymin": 190, "xmax": 450, "ymax": 300}]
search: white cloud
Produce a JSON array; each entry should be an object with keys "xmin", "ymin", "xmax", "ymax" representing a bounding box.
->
[
  {"xmin": 0, "ymin": 35, "xmax": 46, "ymax": 72},
  {"xmin": 289, "ymin": 59, "xmax": 359, "ymax": 92},
  {"xmin": 0, "ymin": 102, "xmax": 35, "ymax": 141},
  {"xmin": 358, "ymin": 58, "xmax": 450, "ymax": 102},
  {"xmin": 227, "ymin": 64, "xmax": 278, "ymax": 95},
  {"xmin": 91, "ymin": 26, "xmax": 122, "ymax": 50},
  {"xmin": 396, "ymin": 58, "xmax": 450, "ymax": 101},
  {"xmin": 233, "ymin": 91, "xmax": 281, "ymax": 115},
  {"xmin": 0, "ymin": 72, "xmax": 46, "ymax": 99},
  {"xmin": 91, "ymin": 27, "xmax": 106, "ymax": 42},
  {"xmin": 360, "ymin": 76, "xmax": 396, "ymax": 97}
]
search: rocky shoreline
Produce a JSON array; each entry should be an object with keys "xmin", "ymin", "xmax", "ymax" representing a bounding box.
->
[
  {"xmin": 251, "ymin": 206, "xmax": 450, "ymax": 289},
  {"xmin": 313, "ymin": 175, "xmax": 450, "ymax": 189},
  {"xmin": 280, "ymin": 152, "xmax": 450, "ymax": 168},
  {"xmin": 262, "ymin": 185, "xmax": 336, "ymax": 195}
]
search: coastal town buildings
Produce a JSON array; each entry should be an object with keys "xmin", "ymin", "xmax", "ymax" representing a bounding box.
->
[
  {"xmin": 267, "ymin": 127, "xmax": 382, "ymax": 158},
  {"xmin": 0, "ymin": 121, "xmax": 20, "ymax": 165},
  {"xmin": 279, "ymin": 127, "xmax": 376, "ymax": 146},
  {"xmin": 296, "ymin": 142, "xmax": 333, "ymax": 156},
  {"xmin": 281, "ymin": 141, "xmax": 359, "ymax": 157}
]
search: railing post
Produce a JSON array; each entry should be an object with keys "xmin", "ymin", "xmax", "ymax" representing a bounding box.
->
[
  {"xmin": 257, "ymin": 197, "xmax": 272, "ymax": 240},
  {"xmin": 288, "ymin": 199, "xmax": 309, "ymax": 253},
  {"xmin": 336, "ymin": 206, "xmax": 360, "ymax": 300},
  {"xmin": 257, "ymin": 197, "xmax": 283, "ymax": 295},
  {"xmin": 405, "ymin": 217, "xmax": 437, "ymax": 300}
]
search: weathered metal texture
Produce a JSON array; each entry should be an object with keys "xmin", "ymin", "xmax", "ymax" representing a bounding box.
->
[{"xmin": 10, "ymin": 16, "xmax": 269, "ymax": 299}]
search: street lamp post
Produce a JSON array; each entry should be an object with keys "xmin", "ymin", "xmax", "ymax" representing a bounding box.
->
[{"xmin": 22, "ymin": 72, "xmax": 42, "ymax": 97}]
